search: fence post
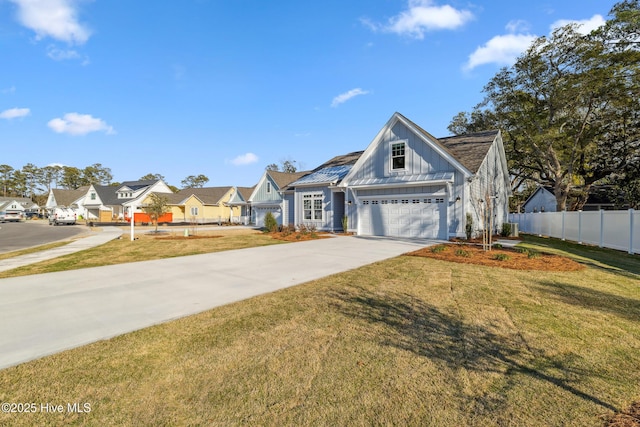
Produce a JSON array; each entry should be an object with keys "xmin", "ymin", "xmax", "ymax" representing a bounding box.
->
[
  {"xmin": 578, "ymin": 210, "xmax": 583, "ymax": 244},
  {"xmin": 562, "ymin": 210, "xmax": 566, "ymax": 241},
  {"xmin": 630, "ymin": 209, "xmax": 635, "ymax": 255},
  {"xmin": 599, "ymin": 209, "xmax": 604, "ymax": 248}
]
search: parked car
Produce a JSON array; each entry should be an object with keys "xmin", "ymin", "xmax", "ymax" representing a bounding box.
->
[
  {"xmin": 0, "ymin": 211, "xmax": 5, "ymax": 222},
  {"xmin": 4, "ymin": 211, "xmax": 24, "ymax": 222},
  {"xmin": 48, "ymin": 207, "xmax": 77, "ymax": 226}
]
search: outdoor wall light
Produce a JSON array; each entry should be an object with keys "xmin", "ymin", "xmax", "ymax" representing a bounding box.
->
[{"xmin": 455, "ymin": 196, "xmax": 461, "ymax": 202}]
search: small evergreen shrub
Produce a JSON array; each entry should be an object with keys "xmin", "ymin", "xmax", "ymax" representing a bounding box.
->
[
  {"xmin": 465, "ymin": 213, "xmax": 473, "ymax": 240},
  {"xmin": 264, "ymin": 212, "xmax": 278, "ymax": 232},
  {"xmin": 493, "ymin": 253, "xmax": 510, "ymax": 261},
  {"xmin": 527, "ymin": 250, "xmax": 540, "ymax": 259},
  {"xmin": 501, "ymin": 223, "xmax": 512, "ymax": 237},
  {"xmin": 341, "ymin": 215, "xmax": 348, "ymax": 233},
  {"xmin": 493, "ymin": 243, "xmax": 503, "ymax": 249},
  {"xmin": 431, "ymin": 245, "xmax": 446, "ymax": 253}
]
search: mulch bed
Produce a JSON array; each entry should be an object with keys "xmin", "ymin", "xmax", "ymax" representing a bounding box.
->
[
  {"xmin": 407, "ymin": 243, "xmax": 584, "ymax": 271},
  {"xmin": 267, "ymin": 231, "xmax": 334, "ymax": 242}
]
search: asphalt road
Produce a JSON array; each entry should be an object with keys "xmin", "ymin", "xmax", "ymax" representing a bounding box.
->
[{"xmin": 0, "ymin": 220, "xmax": 88, "ymax": 254}]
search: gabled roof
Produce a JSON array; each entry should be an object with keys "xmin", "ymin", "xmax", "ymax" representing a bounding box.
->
[
  {"xmin": 174, "ymin": 186, "xmax": 233, "ymax": 205},
  {"xmin": 267, "ymin": 170, "xmax": 310, "ymax": 189},
  {"xmin": 0, "ymin": 196, "xmax": 37, "ymax": 207},
  {"xmin": 117, "ymin": 180, "xmax": 158, "ymax": 192},
  {"xmin": 436, "ymin": 130, "xmax": 500, "ymax": 174},
  {"xmin": 51, "ymin": 186, "xmax": 90, "ymax": 207},
  {"xmin": 236, "ymin": 186, "xmax": 254, "ymax": 201},
  {"xmin": 289, "ymin": 151, "xmax": 364, "ymax": 187}
]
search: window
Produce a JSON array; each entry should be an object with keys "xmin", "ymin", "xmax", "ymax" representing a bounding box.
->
[
  {"xmin": 90, "ymin": 192, "xmax": 96, "ymax": 200},
  {"xmin": 362, "ymin": 200, "xmax": 369, "ymax": 205},
  {"xmin": 303, "ymin": 194, "xmax": 323, "ymax": 220},
  {"xmin": 435, "ymin": 198, "xmax": 444, "ymax": 203},
  {"xmin": 391, "ymin": 142, "xmax": 405, "ymax": 170},
  {"xmin": 266, "ymin": 182, "xmax": 271, "ymax": 193},
  {"xmin": 190, "ymin": 207, "xmax": 199, "ymax": 216}
]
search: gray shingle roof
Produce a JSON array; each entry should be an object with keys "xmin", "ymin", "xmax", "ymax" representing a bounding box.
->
[
  {"xmin": 51, "ymin": 186, "xmax": 90, "ymax": 207},
  {"xmin": 174, "ymin": 187, "xmax": 233, "ymax": 205},
  {"xmin": 397, "ymin": 112, "xmax": 498, "ymax": 173},
  {"xmin": 267, "ymin": 170, "xmax": 310, "ymax": 189}
]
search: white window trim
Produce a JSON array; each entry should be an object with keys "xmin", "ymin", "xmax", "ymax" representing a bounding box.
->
[
  {"xmin": 302, "ymin": 193, "xmax": 323, "ymax": 220},
  {"xmin": 389, "ymin": 139, "xmax": 408, "ymax": 173},
  {"xmin": 266, "ymin": 181, "xmax": 272, "ymax": 193}
]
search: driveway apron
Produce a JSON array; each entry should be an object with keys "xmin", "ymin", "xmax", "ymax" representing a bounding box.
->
[{"xmin": 0, "ymin": 236, "xmax": 434, "ymax": 370}]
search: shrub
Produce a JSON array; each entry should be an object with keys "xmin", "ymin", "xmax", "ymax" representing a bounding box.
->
[
  {"xmin": 527, "ymin": 250, "xmax": 540, "ymax": 259},
  {"xmin": 431, "ymin": 245, "xmax": 446, "ymax": 253},
  {"xmin": 493, "ymin": 243, "xmax": 503, "ymax": 249},
  {"xmin": 298, "ymin": 224, "xmax": 309, "ymax": 235},
  {"xmin": 465, "ymin": 213, "xmax": 473, "ymax": 240},
  {"xmin": 264, "ymin": 212, "xmax": 278, "ymax": 232},
  {"xmin": 501, "ymin": 223, "xmax": 512, "ymax": 237},
  {"xmin": 455, "ymin": 248, "xmax": 471, "ymax": 258},
  {"xmin": 493, "ymin": 253, "xmax": 510, "ymax": 261},
  {"xmin": 341, "ymin": 215, "xmax": 348, "ymax": 233}
]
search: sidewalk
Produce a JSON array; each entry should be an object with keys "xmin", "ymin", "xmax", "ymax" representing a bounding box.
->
[{"xmin": 0, "ymin": 227, "xmax": 123, "ymax": 273}]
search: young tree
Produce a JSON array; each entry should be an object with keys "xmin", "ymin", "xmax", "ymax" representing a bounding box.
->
[
  {"xmin": 181, "ymin": 174, "xmax": 209, "ymax": 188},
  {"xmin": 142, "ymin": 193, "xmax": 170, "ymax": 232}
]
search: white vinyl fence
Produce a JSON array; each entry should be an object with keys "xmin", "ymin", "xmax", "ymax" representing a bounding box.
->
[{"xmin": 508, "ymin": 210, "xmax": 639, "ymax": 255}]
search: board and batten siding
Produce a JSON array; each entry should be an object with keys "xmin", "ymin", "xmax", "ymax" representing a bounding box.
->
[
  {"xmin": 350, "ymin": 121, "xmax": 456, "ymax": 180},
  {"xmin": 251, "ymin": 175, "xmax": 282, "ymax": 203},
  {"xmin": 467, "ymin": 135, "xmax": 509, "ymax": 234},
  {"xmin": 294, "ymin": 186, "xmax": 332, "ymax": 231}
]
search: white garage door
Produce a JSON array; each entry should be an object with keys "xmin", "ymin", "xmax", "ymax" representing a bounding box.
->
[
  {"xmin": 253, "ymin": 207, "xmax": 281, "ymax": 227},
  {"xmin": 358, "ymin": 196, "xmax": 447, "ymax": 239}
]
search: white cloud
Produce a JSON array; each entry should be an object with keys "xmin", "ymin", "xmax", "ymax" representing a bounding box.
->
[
  {"xmin": 9, "ymin": 0, "xmax": 91, "ymax": 44},
  {"xmin": 47, "ymin": 113, "xmax": 115, "ymax": 136},
  {"xmin": 46, "ymin": 46, "xmax": 90, "ymax": 64},
  {"xmin": 465, "ymin": 33, "xmax": 536, "ymax": 71},
  {"xmin": 364, "ymin": 0, "xmax": 473, "ymax": 39},
  {"xmin": 551, "ymin": 15, "xmax": 606, "ymax": 35},
  {"xmin": 464, "ymin": 14, "xmax": 605, "ymax": 71},
  {"xmin": 0, "ymin": 107, "xmax": 30, "ymax": 119},
  {"xmin": 331, "ymin": 88, "xmax": 370, "ymax": 108},
  {"xmin": 230, "ymin": 153, "xmax": 259, "ymax": 166}
]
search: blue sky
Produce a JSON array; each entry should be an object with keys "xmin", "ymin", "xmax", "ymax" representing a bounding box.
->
[{"xmin": 0, "ymin": 0, "xmax": 611, "ymax": 188}]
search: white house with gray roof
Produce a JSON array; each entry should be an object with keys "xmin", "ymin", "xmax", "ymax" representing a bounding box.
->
[{"xmin": 81, "ymin": 180, "xmax": 173, "ymax": 221}]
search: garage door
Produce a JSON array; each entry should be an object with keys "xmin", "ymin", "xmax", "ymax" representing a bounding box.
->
[
  {"xmin": 358, "ymin": 196, "xmax": 447, "ymax": 239},
  {"xmin": 253, "ymin": 207, "xmax": 281, "ymax": 227}
]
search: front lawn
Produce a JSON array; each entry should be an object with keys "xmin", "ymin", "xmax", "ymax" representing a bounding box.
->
[{"xmin": 0, "ymin": 237, "xmax": 638, "ymax": 425}]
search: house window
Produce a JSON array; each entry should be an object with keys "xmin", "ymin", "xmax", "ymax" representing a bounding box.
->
[
  {"xmin": 266, "ymin": 182, "xmax": 271, "ymax": 193},
  {"xmin": 435, "ymin": 198, "xmax": 444, "ymax": 203},
  {"xmin": 190, "ymin": 207, "xmax": 199, "ymax": 216},
  {"xmin": 391, "ymin": 142, "xmax": 405, "ymax": 170},
  {"xmin": 303, "ymin": 194, "xmax": 323, "ymax": 220},
  {"xmin": 90, "ymin": 192, "xmax": 96, "ymax": 200}
]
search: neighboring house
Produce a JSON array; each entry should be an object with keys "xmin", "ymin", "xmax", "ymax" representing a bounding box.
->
[
  {"xmin": 0, "ymin": 197, "xmax": 39, "ymax": 219},
  {"xmin": 249, "ymin": 170, "xmax": 309, "ymax": 227},
  {"xmin": 287, "ymin": 152, "xmax": 363, "ymax": 232},
  {"xmin": 227, "ymin": 186, "xmax": 254, "ymax": 224},
  {"xmin": 163, "ymin": 186, "xmax": 243, "ymax": 224},
  {"xmin": 522, "ymin": 187, "xmax": 557, "ymax": 213},
  {"xmin": 82, "ymin": 180, "xmax": 173, "ymax": 221},
  {"xmin": 523, "ymin": 185, "xmax": 618, "ymax": 213},
  {"xmin": 45, "ymin": 186, "xmax": 90, "ymax": 217},
  {"xmin": 288, "ymin": 112, "xmax": 510, "ymax": 239}
]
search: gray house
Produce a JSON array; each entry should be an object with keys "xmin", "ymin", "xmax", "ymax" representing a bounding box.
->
[
  {"xmin": 249, "ymin": 170, "xmax": 309, "ymax": 227},
  {"xmin": 287, "ymin": 151, "xmax": 363, "ymax": 231},
  {"xmin": 522, "ymin": 187, "xmax": 557, "ymax": 213},
  {"xmin": 287, "ymin": 112, "xmax": 510, "ymax": 239}
]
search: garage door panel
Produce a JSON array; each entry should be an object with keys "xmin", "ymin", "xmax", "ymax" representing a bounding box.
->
[{"xmin": 358, "ymin": 196, "xmax": 447, "ymax": 239}]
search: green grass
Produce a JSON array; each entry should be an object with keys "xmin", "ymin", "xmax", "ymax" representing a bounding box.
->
[
  {"xmin": 0, "ymin": 236, "xmax": 638, "ymax": 425},
  {"xmin": 0, "ymin": 230, "xmax": 284, "ymax": 278}
]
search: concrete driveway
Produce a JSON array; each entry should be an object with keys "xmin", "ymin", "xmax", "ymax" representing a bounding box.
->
[{"xmin": 0, "ymin": 236, "xmax": 435, "ymax": 370}]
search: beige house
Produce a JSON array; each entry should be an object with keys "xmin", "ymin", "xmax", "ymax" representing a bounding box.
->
[{"xmin": 161, "ymin": 186, "xmax": 243, "ymax": 224}]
